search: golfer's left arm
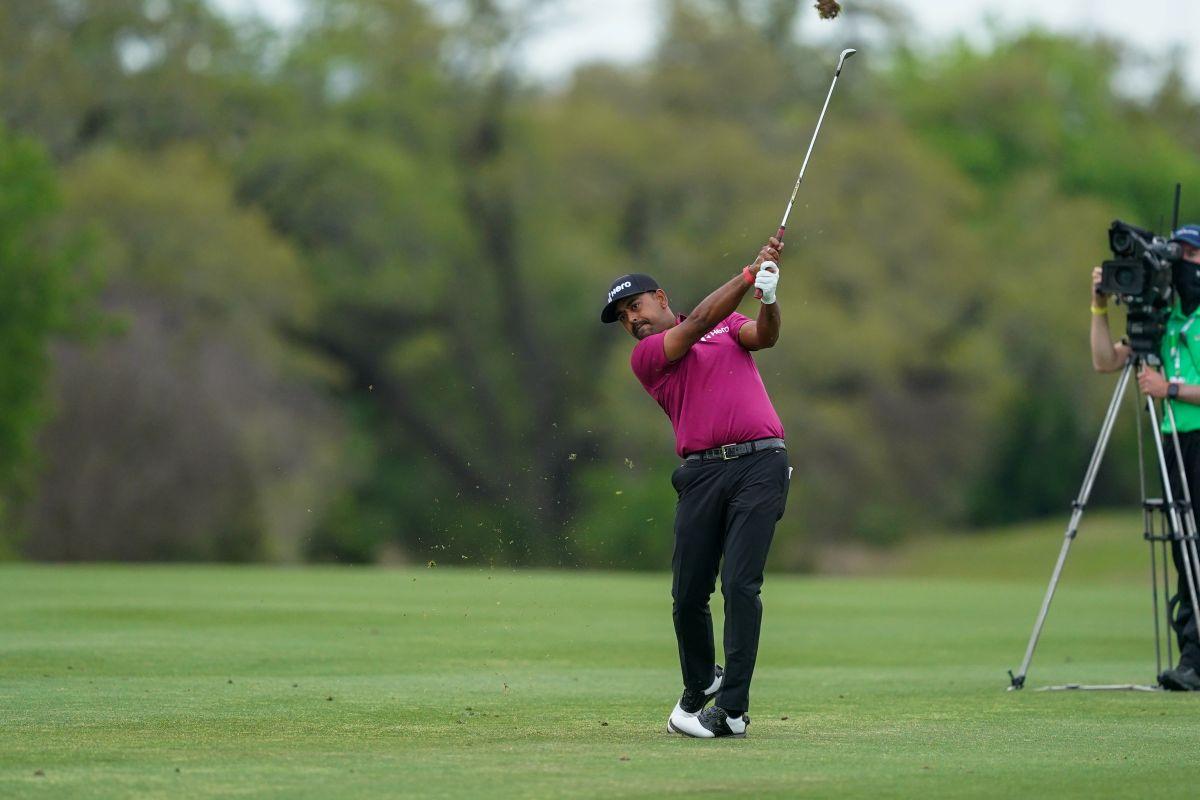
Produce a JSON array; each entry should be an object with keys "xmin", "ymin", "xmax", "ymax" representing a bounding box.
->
[
  {"xmin": 739, "ymin": 264, "xmax": 781, "ymax": 350},
  {"xmin": 1139, "ymin": 368, "xmax": 1200, "ymax": 404}
]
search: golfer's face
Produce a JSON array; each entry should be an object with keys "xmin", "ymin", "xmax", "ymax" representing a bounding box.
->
[
  {"xmin": 616, "ymin": 292, "xmax": 660, "ymax": 340},
  {"xmin": 1183, "ymin": 243, "xmax": 1200, "ymax": 264}
]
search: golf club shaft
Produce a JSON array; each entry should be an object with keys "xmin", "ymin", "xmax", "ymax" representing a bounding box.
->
[
  {"xmin": 757, "ymin": 48, "xmax": 855, "ymax": 298},
  {"xmin": 777, "ymin": 48, "xmax": 855, "ymax": 237},
  {"xmin": 778, "ymin": 77, "xmax": 841, "ymax": 234}
]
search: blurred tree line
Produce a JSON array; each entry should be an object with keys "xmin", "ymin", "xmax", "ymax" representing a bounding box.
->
[{"xmin": 1, "ymin": 0, "xmax": 1198, "ymax": 567}]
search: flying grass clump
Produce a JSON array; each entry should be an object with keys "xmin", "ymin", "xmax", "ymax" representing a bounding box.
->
[{"xmin": 815, "ymin": 0, "xmax": 842, "ymax": 19}]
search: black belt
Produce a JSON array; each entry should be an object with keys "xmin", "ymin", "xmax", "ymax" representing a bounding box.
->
[{"xmin": 684, "ymin": 437, "xmax": 785, "ymax": 463}]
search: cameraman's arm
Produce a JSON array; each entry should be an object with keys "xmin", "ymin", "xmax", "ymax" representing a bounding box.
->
[
  {"xmin": 1138, "ymin": 370, "xmax": 1200, "ymax": 405},
  {"xmin": 1091, "ymin": 266, "xmax": 1131, "ymax": 373}
]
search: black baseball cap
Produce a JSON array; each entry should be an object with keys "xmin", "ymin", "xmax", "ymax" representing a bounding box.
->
[{"xmin": 601, "ymin": 273, "xmax": 660, "ymax": 323}]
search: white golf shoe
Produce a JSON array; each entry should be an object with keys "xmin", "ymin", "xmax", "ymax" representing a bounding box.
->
[
  {"xmin": 665, "ymin": 665, "xmax": 723, "ymax": 734},
  {"xmin": 670, "ymin": 705, "xmax": 749, "ymax": 739}
]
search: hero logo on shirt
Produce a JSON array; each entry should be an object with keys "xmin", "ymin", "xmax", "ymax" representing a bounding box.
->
[
  {"xmin": 701, "ymin": 325, "xmax": 730, "ymax": 342},
  {"xmin": 607, "ymin": 280, "xmax": 632, "ymax": 302}
]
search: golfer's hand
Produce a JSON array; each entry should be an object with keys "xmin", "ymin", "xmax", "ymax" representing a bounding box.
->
[
  {"xmin": 1138, "ymin": 367, "xmax": 1169, "ymax": 399},
  {"xmin": 755, "ymin": 262, "xmax": 779, "ymax": 304},
  {"xmin": 1092, "ymin": 266, "xmax": 1108, "ymax": 307},
  {"xmin": 752, "ymin": 238, "xmax": 784, "ymax": 272}
]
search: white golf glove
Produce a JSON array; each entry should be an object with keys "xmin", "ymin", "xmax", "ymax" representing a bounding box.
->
[{"xmin": 755, "ymin": 261, "xmax": 780, "ymax": 304}]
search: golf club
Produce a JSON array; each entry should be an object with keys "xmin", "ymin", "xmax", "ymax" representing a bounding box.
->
[{"xmin": 757, "ymin": 47, "xmax": 856, "ymax": 298}]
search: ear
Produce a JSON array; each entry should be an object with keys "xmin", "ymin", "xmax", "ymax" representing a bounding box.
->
[{"xmin": 654, "ymin": 288, "xmax": 668, "ymax": 307}]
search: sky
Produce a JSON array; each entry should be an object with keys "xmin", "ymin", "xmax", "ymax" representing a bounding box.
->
[{"xmin": 212, "ymin": 0, "xmax": 1200, "ymax": 91}]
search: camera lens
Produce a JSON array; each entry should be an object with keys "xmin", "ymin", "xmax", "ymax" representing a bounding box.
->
[{"xmin": 1114, "ymin": 265, "xmax": 1138, "ymax": 291}]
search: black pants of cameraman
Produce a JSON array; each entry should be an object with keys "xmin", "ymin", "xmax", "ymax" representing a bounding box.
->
[
  {"xmin": 1162, "ymin": 430, "xmax": 1200, "ymax": 671},
  {"xmin": 670, "ymin": 447, "xmax": 790, "ymax": 715}
]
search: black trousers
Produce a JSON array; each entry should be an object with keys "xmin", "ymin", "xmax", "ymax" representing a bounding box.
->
[
  {"xmin": 670, "ymin": 447, "xmax": 790, "ymax": 713},
  {"xmin": 1162, "ymin": 430, "xmax": 1200, "ymax": 670}
]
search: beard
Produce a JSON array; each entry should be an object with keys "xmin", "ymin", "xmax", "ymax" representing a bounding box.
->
[{"xmin": 632, "ymin": 322, "xmax": 652, "ymax": 339}]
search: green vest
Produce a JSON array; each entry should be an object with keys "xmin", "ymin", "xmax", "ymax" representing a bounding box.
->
[{"xmin": 1160, "ymin": 300, "xmax": 1200, "ymax": 433}]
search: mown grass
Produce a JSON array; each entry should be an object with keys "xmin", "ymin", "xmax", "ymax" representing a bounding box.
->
[
  {"xmin": 1, "ymin": 515, "xmax": 1192, "ymax": 798},
  {"xmin": 884, "ymin": 510, "xmax": 1158, "ymax": 582}
]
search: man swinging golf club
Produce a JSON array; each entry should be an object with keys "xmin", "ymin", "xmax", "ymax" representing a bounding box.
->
[
  {"xmin": 600, "ymin": 239, "xmax": 790, "ymax": 738},
  {"xmin": 598, "ymin": 46, "xmax": 853, "ymax": 739}
]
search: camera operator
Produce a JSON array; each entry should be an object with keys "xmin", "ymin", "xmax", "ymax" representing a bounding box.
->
[{"xmin": 1091, "ymin": 224, "xmax": 1200, "ymax": 691}]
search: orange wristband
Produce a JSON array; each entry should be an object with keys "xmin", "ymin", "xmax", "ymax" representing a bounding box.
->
[{"xmin": 742, "ymin": 266, "xmax": 755, "ymax": 284}]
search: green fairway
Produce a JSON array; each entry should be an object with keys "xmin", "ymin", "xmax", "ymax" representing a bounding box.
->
[{"xmin": 1, "ymin": 518, "xmax": 1195, "ymax": 799}]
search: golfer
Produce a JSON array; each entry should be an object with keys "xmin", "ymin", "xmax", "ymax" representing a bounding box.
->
[{"xmin": 600, "ymin": 238, "xmax": 790, "ymax": 738}]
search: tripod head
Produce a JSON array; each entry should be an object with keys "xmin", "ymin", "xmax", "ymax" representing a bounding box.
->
[{"xmin": 1130, "ymin": 352, "xmax": 1162, "ymax": 369}]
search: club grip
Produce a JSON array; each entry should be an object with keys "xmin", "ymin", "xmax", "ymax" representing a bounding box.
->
[{"xmin": 755, "ymin": 227, "xmax": 786, "ymax": 299}]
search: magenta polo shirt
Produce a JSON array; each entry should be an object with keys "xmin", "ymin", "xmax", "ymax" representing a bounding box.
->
[{"xmin": 631, "ymin": 312, "xmax": 785, "ymax": 458}]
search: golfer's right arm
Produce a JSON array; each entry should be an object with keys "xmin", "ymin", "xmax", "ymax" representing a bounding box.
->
[
  {"xmin": 1090, "ymin": 266, "xmax": 1130, "ymax": 373},
  {"xmin": 663, "ymin": 239, "xmax": 782, "ymax": 361}
]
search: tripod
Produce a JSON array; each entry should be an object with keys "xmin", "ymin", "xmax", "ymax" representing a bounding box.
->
[{"xmin": 1008, "ymin": 355, "xmax": 1200, "ymax": 690}]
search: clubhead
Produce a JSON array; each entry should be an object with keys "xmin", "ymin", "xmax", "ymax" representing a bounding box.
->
[{"xmin": 836, "ymin": 48, "xmax": 857, "ymax": 73}]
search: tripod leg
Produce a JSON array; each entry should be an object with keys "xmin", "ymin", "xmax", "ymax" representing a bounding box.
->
[
  {"xmin": 1136, "ymin": 385, "xmax": 1167, "ymax": 676},
  {"xmin": 1142, "ymin": 400, "xmax": 1200, "ymax": 671},
  {"xmin": 1148, "ymin": 502, "xmax": 1164, "ymax": 678},
  {"xmin": 1157, "ymin": 401, "xmax": 1200, "ymax": 671},
  {"xmin": 1164, "ymin": 534, "xmax": 1176, "ymax": 670},
  {"xmin": 1009, "ymin": 360, "xmax": 1134, "ymax": 689},
  {"xmin": 1148, "ymin": 504, "xmax": 1179, "ymax": 676}
]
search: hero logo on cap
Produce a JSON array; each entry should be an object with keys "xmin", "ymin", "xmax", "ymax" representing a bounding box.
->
[
  {"xmin": 607, "ymin": 280, "xmax": 632, "ymax": 303},
  {"xmin": 600, "ymin": 273, "xmax": 661, "ymax": 323}
]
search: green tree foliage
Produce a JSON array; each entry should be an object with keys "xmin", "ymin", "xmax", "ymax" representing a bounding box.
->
[
  {"xmin": 3, "ymin": 0, "xmax": 1200, "ymax": 566},
  {"xmin": 890, "ymin": 33, "xmax": 1200, "ymax": 222},
  {"xmin": 21, "ymin": 147, "xmax": 348, "ymax": 561},
  {"xmin": 0, "ymin": 0, "xmax": 260, "ymax": 158},
  {"xmin": 889, "ymin": 33, "xmax": 1200, "ymax": 524},
  {"xmin": 0, "ymin": 127, "xmax": 74, "ymax": 550}
]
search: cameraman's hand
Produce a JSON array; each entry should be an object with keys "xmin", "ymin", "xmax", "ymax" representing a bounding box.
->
[
  {"xmin": 1092, "ymin": 266, "xmax": 1108, "ymax": 308},
  {"xmin": 1138, "ymin": 367, "xmax": 1169, "ymax": 399}
]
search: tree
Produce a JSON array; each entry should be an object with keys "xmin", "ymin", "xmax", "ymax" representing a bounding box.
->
[
  {"xmin": 21, "ymin": 146, "xmax": 348, "ymax": 561},
  {"xmin": 0, "ymin": 0, "xmax": 261, "ymax": 159},
  {"xmin": 0, "ymin": 127, "xmax": 75, "ymax": 552}
]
